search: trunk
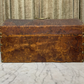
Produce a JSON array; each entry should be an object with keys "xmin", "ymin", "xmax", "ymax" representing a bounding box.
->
[{"xmin": 0, "ymin": 19, "xmax": 84, "ymax": 62}]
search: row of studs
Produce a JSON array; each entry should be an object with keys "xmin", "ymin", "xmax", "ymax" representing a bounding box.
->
[
  {"xmin": 82, "ymin": 32, "xmax": 84, "ymax": 62},
  {"xmin": 0, "ymin": 32, "xmax": 2, "ymax": 54}
]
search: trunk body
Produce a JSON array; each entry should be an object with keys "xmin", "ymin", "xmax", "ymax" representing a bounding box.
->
[{"xmin": 0, "ymin": 19, "xmax": 83, "ymax": 62}]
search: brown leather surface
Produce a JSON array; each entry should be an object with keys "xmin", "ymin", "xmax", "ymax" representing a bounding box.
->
[
  {"xmin": 0, "ymin": 19, "xmax": 84, "ymax": 62},
  {"xmin": 1, "ymin": 26, "xmax": 82, "ymax": 36},
  {"xmin": 1, "ymin": 25, "xmax": 83, "ymax": 62},
  {"xmin": 1, "ymin": 35, "xmax": 82, "ymax": 62},
  {"xmin": 3, "ymin": 19, "xmax": 83, "ymax": 26}
]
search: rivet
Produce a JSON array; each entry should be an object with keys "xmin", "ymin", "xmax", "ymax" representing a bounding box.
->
[
  {"xmin": 0, "ymin": 44, "xmax": 3, "ymax": 46},
  {"xmin": 82, "ymin": 32, "xmax": 84, "ymax": 35},
  {"xmin": 0, "ymin": 32, "xmax": 2, "ymax": 34},
  {"xmin": 83, "ymin": 35, "xmax": 84, "ymax": 37},
  {"xmin": 1, "ymin": 52, "xmax": 3, "ymax": 54},
  {"xmin": 0, "ymin": 36, "xmax": 2, "ymax": 38},
  {"xmin": 82, "ymin": 51, "xmax": 84, "ymax": 54},
  {"xmin": 82, "ymin": 43, "xmax": 84, "ymax": 45},
  {"xmin": 82, "ymin": 60, "xmax": 84, "ymax": 62}
]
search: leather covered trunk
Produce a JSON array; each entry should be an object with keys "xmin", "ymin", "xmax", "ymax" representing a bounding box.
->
[{"xmin": 0, "ymin": 19, "xmax": 84, "ymax": 62}]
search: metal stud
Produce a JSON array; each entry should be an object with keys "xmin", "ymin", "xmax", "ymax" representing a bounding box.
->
[
  {"xmin": 82, "ymin": 51, "xmax": 84, "ymax": 54},
  {"xmin": 82, "ymin": 43, "xmax": 84, "ymax": 45},
  {"xmin": 0, "ymin": 44, "xmax": 3, "ymax": 46},
  {"xmin": 0, "ymin": 32, "xmax": 2, "ymax": 34},
  {"xmin": 83, "ymin": 35, "xmax": 84, "ymax": 38},
  {"xmin": 0, "ymin": 36, "xmax": 2, "ymax": 38},
  {"xmin": 82, "ymin": 32, "xmax": 84, "ymax": 35},
  {"xmin": 1, "ymin": 52, "xmax": 3, "ymax": 54},
  {"xmin": 82, "ymin": 59, "xmax": 84, "ymax": 62}
]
